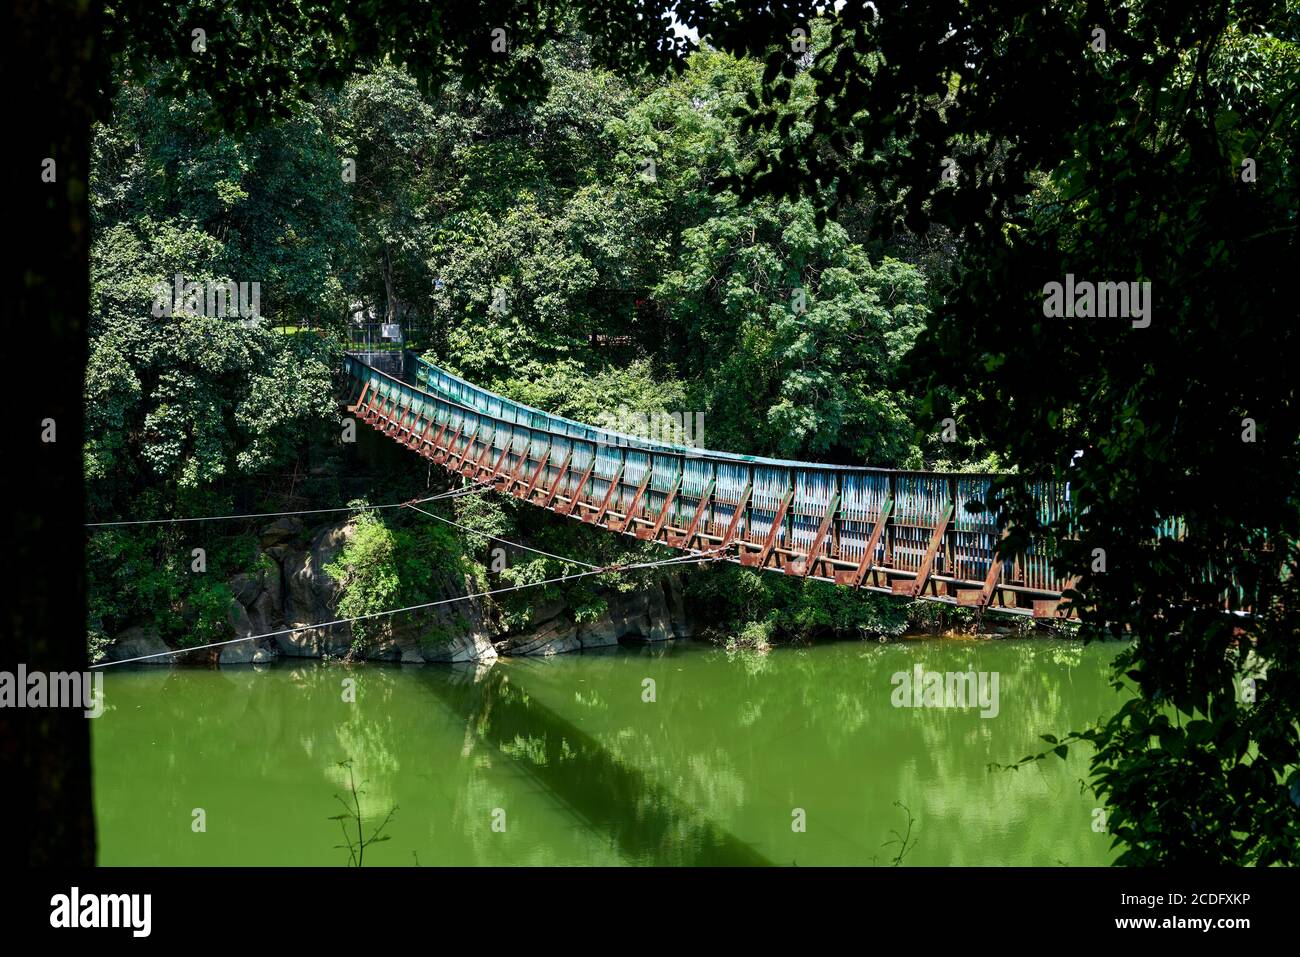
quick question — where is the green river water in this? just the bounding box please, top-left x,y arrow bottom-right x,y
93,636 -> 1126,866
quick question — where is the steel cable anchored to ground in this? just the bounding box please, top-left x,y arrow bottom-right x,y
90,551 -> 723,668
84,479 -> 494,528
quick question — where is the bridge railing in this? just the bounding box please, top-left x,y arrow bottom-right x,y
344,352 -> 1077,614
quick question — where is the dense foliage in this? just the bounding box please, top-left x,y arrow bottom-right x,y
79,1 -> 1298,867
702,1 -> 1300,864
88,24 -> 945,654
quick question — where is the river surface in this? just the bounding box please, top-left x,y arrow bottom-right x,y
93,636 -> 1126,866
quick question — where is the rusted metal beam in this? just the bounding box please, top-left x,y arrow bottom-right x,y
382,396 -> 403,434
795,493 -> 841,578
497,444 -> 530,491
558,459 -> 597,516
741,489 -> 793,570
415,419 -> 437,456
520,444 -> 555,500
449,428 -> 479,471
433,424 -> 461,465
395,401 -> 416,440
904,503 -> 954,598
464,432 -> 495,476
423,421 -> 448,460
714,484 -> 752,556
641,472 -> 683,541
538,450 -> 573,508
668,479 -> 715,549
347,381 -> 370,415
587,465 -> 625,526
1033,577 -> 1079,618
608,467 -> 653,534
958,530 -> 1009,608
835,498 -> 893,589
403,413 -> 426,450
478,438 -> 508,480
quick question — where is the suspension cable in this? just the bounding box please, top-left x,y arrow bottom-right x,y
84,479 -> 493,528
90,551 -> 723,669
402,501 -> 601,569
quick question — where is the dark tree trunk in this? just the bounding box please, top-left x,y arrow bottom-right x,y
1,0 -> 103,866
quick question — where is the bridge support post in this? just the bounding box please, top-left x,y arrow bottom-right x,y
520,444 -> 555,500
835,498 -> 893,589
609,467 -> 653,534
900,503 -> 954,598
740,489 -> 793,570
538,450 -> 573,508
587,465 -> 625,526
792,493 -> 840,578
668,478 -> 715,549
641,472 -> 683,541
714,484 -> 752,557
557,458 -> 596,516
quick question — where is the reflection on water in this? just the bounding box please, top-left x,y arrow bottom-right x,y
93,637 -> 1125,866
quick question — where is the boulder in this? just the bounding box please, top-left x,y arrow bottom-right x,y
259,516 -> 304,548
101,626 -> 173,666
502,616 -> 581,656
275,623 -> 353,659
229,568 -> 266,606
423,630 -> 499,663
220,599 -> 278,665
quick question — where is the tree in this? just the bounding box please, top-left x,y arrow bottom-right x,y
704,1 -> 1300,863
6,0 -> 699,867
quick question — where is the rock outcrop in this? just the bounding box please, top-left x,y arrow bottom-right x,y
215,516 -> 500,665
113,516 -> 693,666
496,573 -> 692,657
99,625 -> 174,665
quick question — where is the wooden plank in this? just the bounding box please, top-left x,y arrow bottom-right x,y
835,498 -> 893,589
907,503 -> 954,598
796,493 -> 840,578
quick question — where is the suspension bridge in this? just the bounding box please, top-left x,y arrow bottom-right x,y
345,351 -> 1075,618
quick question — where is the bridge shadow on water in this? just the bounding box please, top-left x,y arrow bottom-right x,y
416,659 -> 773,867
